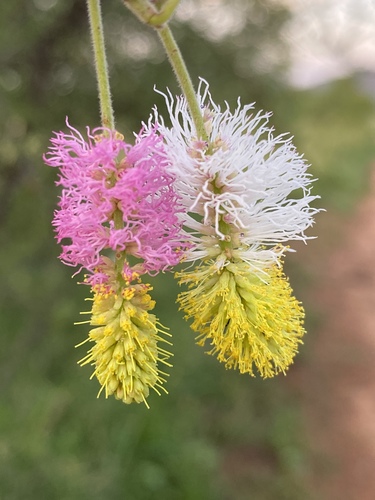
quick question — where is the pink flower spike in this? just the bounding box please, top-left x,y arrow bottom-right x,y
44,120 -> 188,282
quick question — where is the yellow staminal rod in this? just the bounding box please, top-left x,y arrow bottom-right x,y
77,282 -> 172,407
177,259 -> 305,378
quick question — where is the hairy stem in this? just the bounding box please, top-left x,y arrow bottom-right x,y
157,24 -> 207,140
87,0 -> 115,129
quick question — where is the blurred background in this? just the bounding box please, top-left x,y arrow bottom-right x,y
1,0 -> 375,498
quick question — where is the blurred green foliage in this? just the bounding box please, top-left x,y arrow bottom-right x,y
276,79 -> 375,212
1,0 -> 374,499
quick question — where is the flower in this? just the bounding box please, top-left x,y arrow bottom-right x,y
44,120 -> 188,405
44,121 -> 187,282
148,80 -> 319,376
77,270 -> 172,407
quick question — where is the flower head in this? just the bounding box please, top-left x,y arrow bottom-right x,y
148,80 -> 319,377
44,120 -> 189,405
44,121 -> 187,282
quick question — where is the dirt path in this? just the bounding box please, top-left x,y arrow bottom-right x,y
295,172 -> 375,499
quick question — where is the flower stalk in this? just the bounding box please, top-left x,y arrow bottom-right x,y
156,25 -> 208,141
87,0 -> 115,129
122,0 -> 207,140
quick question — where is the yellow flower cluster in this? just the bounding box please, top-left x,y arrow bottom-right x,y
177,260 -> 305,378
78,282 -> 172,407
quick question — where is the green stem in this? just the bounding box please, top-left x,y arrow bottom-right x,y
123,0 -> 180,26
87,0 -> 115,129
156,24 -> 207,141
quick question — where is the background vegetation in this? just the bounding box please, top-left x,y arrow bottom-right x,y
1,1 -> 374,499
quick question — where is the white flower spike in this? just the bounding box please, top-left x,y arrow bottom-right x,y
148,80 -> 320,378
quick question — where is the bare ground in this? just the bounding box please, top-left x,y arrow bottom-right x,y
294,171 -> 375,499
